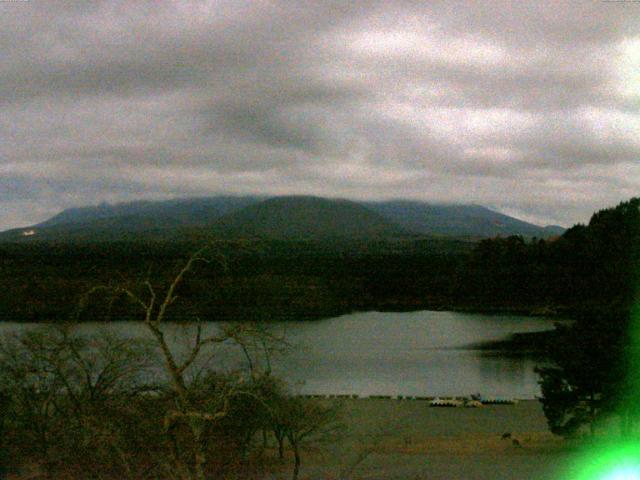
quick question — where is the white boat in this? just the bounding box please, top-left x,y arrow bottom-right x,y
429,397 -> 463,407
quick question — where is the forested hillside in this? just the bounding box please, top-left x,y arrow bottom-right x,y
0,238 -> 471,322
458,197 -> 640,315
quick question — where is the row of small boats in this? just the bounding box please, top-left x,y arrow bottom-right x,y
296,394 -> 519,406
430,396 -> 518,407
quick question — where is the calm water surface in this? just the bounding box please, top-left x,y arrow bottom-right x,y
0,311 -> 555,398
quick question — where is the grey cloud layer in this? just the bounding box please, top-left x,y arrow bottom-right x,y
1,0 -> 639,229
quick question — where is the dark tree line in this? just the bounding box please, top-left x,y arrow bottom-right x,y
0,238 -> 470,323
458,197 -> 640,315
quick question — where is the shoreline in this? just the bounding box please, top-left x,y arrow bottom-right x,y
296,394 -> 533,402
277,397 -> 575,480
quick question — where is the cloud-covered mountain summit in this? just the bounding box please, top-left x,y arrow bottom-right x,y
0,195 -> 564,242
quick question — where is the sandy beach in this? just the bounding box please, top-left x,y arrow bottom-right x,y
268,398 -> 579,480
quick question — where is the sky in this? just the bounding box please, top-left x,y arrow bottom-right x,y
1,0 -> 640,230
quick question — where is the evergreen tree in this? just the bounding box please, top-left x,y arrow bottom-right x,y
536,198 -> 640,437
536,313 -> 628,437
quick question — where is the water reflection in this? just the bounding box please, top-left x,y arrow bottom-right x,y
0,310 -> 554,398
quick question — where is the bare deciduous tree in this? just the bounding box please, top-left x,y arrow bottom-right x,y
272,396 -> 343,480
0,325 -> 152,479
80,246 -> 264,480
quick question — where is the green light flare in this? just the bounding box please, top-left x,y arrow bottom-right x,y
563,287 -> 640,479
563,440 -> 640,480
602,467 -> 640,480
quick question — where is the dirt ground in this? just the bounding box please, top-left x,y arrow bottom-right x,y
7,399 -> 585,480
268,399 -> 581,480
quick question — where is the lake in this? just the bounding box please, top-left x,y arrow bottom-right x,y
0,310 -> 555,399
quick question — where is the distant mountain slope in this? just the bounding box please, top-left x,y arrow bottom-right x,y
39,196 -> 262,228
0,196 -> 263,242
210,196 -> 406,239
0,195 -> 564,242
365,201 -> 564,238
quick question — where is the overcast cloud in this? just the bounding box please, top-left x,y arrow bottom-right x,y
1,0 -> 639,229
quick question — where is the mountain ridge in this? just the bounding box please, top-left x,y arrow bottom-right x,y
0,195 -> 565,242
363,200 -> 565,238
